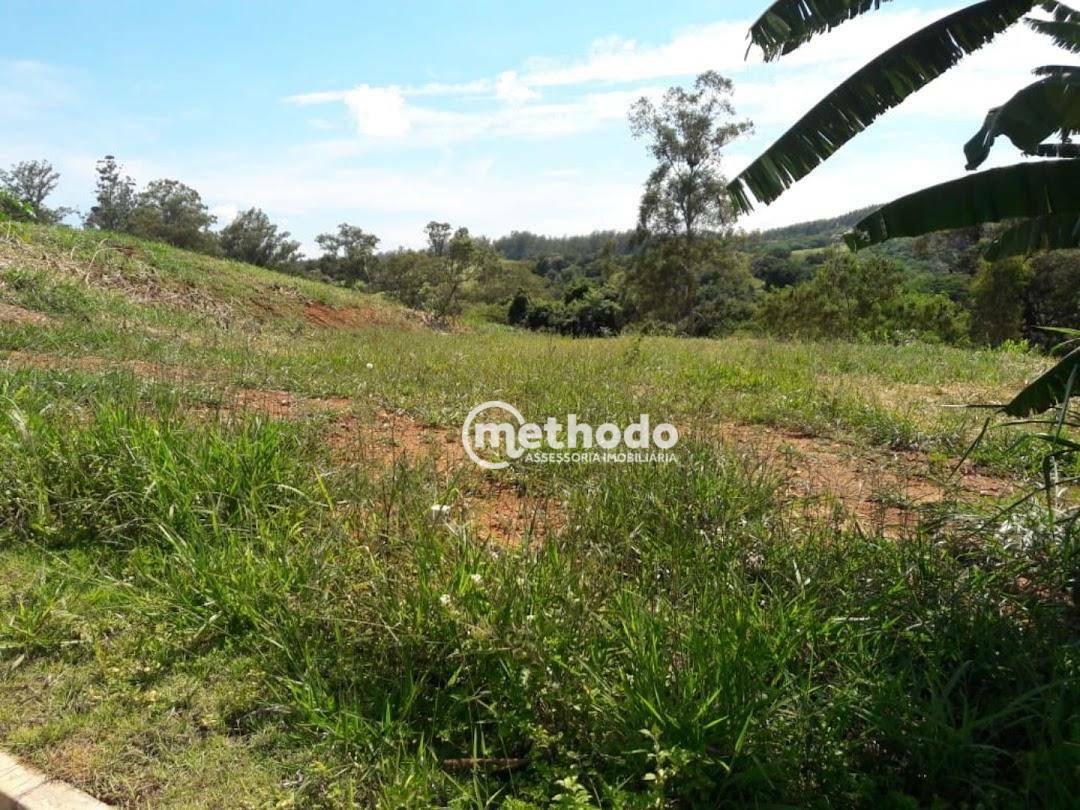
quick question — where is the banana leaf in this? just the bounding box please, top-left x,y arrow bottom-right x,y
749,0 -> 893,61
1028,1 -> 1080,51
964,70 -> 1080,169
1028,19 -> 1080,50
846,159 -> 1080,249
983,210 -> 1080,258
1003,344 -> 1080,416
729,0 -> 1034,214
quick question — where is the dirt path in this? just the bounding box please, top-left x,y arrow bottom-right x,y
2,348 -> 1015,543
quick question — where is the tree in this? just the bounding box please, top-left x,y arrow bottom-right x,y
729,0 -> 1080,257
85,156 -> 136,232
315,223 -> 379,284
0,160 -> 70,224
629,72 -> 752,241
424,221 -> 452,256
758,252 -> 968,343
220,208 -> 302,270
1025,250 -> 1080,345
970,258 -> 1034,345
627,72 -> 752,331
128,179 -> 216,252
751,249 -> 810,290
423,226 -> 476,321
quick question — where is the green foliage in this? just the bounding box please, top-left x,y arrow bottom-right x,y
985,211 -> 1080,259
1026,0 -> 1080,52
219,207 -> 301,271
0,190 -> 36,223
627,237 -> 759,336
749,0 -> 893,61
758,252 -> 969,342
3,382 -> 1079,805
1025,250 -> 1080,345
84,155 -> 136,232
964,68 -> 1080,169
128,179 -> 217,252
0,159 -> 70,224
848,160 -> 1080,251
970,258 -> 1035,346
750,248 -> 810,289
492,230 -> 636,261
508,282 -> 626,336
314,223 -> 379,285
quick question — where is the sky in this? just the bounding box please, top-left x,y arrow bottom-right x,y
0,1 -> 1067,253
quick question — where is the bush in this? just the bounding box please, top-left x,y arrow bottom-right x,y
508,284 -> 626,337
758,251 -> 968,343
0,190 -> 35,223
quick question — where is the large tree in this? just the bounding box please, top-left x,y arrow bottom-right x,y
0,160 -> 70,224
220,208 -> 302,270
128,179 -> 216,252
628,72 -> 753,331
85,155 -> 136,232
315,223 -> 379,284
629,71 -> 752,241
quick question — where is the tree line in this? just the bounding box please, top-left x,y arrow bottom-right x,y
2,60 -> 1075,346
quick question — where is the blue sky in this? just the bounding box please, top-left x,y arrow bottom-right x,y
0,1 -> 1066,252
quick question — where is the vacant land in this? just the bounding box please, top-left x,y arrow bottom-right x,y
0,223 -> 1075,807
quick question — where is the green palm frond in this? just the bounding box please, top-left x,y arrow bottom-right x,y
845,159 -> 1080,249
1003,344 -> 1080,416
964,69 -> 1080,168
729,0 -> 1034,214
749,0 -> 893,61
1027,1 -> 1080,50
984,210 -> 1080,259
1028,19 -> 1080,49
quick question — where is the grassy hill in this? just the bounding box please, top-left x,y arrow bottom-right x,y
1,224 -> 1074,807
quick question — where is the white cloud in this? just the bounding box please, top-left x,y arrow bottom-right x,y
495,70 -> 540,104
288,84 -> 412,137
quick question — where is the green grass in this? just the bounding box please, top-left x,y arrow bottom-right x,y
0,224 -> 1077,807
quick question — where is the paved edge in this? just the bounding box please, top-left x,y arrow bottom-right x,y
0,753 -> 110,809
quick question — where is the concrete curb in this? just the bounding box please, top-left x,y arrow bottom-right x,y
0,753 -> 109,809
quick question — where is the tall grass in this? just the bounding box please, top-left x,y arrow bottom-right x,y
1,379 -> 1077,807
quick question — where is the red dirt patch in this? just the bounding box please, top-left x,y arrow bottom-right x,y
463,480 -> 563,547
715,423 -> 1012,536
326,409 -> 465,470
303,301 -> 418,332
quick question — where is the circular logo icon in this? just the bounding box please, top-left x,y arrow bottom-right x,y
461,400 -> 526,470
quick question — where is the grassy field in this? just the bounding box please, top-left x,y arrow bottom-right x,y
0,223 -> 1077,808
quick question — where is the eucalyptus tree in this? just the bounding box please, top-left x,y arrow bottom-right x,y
631,71 -> 752,241
628,71 -> 753,331
728,0 -> 1080,259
